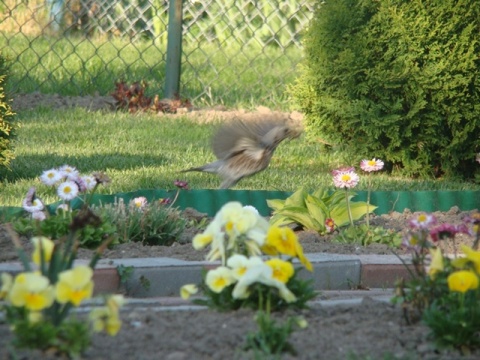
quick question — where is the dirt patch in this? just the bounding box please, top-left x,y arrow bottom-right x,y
11,92 -> 304,126
0,207 -> 477,263
1,297 -> 477,360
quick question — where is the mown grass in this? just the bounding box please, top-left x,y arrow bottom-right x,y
0,107 -> 478,207
1,34 -> 302,110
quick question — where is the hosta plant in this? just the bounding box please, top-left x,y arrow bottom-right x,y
268,158 -> 401,248
392,211 -> 480,353
267,187 -> 375,234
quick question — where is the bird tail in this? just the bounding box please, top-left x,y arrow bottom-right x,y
180,166 -> 202,173
181,161 -> 222,174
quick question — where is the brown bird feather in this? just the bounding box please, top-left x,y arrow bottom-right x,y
182,114 -> 302,188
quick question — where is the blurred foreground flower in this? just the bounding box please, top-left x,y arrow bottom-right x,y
2,165 -> 123,358
394,212 -> 480,352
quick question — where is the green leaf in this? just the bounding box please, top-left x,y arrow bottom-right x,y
284,188 -> 308,207
304,194 -> 328,229
331,202 -> 377,227
269,214 -> 296,227
266,199 -> 287,212
270,206 -> 322,231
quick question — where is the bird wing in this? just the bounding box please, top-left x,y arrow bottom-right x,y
212,118 -> 286,160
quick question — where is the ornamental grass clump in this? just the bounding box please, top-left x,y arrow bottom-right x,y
393,212 -> 480,353
180,201 -> 314,356
96,195 -> 186,246
1,201 -> 124,357
93,179 -> 187,246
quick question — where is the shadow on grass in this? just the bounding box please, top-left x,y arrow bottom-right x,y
0,152 -> 170,182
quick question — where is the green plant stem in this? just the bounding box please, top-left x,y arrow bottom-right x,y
266,291 -> 271,315
345,188 -> 354,227
168,189 -> 180,209
366,174 -> 371,228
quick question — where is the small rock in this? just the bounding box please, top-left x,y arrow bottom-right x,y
166,351 -> 188,360
176,107 -> 190,114
447,206 -> 460,215
256,105 -> 271,113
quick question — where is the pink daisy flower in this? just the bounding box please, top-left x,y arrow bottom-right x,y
174,179 -> 189,190
409,212 -> 437,229
360,158 -> 384,172
131,197 -> 148,210
81,175 -> 97,191
429,223 -> 460,242
332,168 -> 359,189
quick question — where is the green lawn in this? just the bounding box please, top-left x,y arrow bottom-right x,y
1,107 -> 478,208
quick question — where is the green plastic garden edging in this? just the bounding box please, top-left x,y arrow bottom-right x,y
1,189 -> 479,220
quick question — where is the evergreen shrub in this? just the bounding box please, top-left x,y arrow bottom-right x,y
290,0 -> 480,179
0,54 -> 16,168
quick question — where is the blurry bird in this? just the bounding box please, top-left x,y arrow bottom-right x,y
182,115 -> 303,188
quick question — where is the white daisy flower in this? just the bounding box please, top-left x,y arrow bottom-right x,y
22,187 -> 45,213
57,181 -> 79,201
23,198 -> 44,213
31,211 -> 46,221
40,168 -> 62,186
332,169 -> 360,189
59,165 -> 79,179
82,175 -> 97,191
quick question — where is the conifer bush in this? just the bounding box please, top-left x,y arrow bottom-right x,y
290,0 -> 480,179
0,54 -> 16,168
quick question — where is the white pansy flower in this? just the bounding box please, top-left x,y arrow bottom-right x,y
232,262 -> 296,303
205,266 -> 236,293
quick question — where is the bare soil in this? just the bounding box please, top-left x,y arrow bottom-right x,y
1,207 -> 477,263
1,207 -> 478,360
1,93 -> 479,359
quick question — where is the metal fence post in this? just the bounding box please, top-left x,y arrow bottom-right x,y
164,0 -> 183,99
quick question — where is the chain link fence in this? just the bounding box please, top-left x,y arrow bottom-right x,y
0,0 -> 314,107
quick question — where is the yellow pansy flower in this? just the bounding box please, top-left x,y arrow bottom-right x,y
9,272 -> 54,311
55,266 -> 94,306
89,307 -> 122,336
265,258 -> 295,284
452,245 -> 480,274
263,227 -> 313,271
31,236 -> 55,265
192,233 -> 214,250
447,270 -> 479,293
428,248 -> 444,279
0,272 -> 13,300
180,284 -> 198,300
